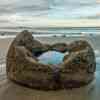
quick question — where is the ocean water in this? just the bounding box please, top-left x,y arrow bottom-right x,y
0,27 -> 100,36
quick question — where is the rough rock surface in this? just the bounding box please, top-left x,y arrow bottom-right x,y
6,30 -> 96,90
51,43 -> 68,53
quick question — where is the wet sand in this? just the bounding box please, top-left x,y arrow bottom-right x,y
0,35 -> 100,100
0,78 -> 96,100
0,38 -> 13,59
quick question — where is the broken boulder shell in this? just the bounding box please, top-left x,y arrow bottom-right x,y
6,30 -> 96,90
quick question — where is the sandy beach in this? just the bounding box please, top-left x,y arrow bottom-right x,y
0,38 -> 13,59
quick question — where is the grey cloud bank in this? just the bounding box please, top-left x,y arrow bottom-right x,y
0,0 -> 100,19
0,0 -> 100,29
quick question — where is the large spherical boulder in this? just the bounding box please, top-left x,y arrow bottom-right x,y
6,30 -> 96,90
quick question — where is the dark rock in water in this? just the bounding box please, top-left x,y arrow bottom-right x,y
6,30 -> 96,90
1,32 -> 5,36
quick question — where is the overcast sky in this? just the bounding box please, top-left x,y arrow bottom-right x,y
0,0 -> 100,18
0,0 -> 100,27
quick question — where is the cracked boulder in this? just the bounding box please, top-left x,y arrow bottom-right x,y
6,30 -> 96,90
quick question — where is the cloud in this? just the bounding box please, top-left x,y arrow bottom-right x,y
0,0 -> 17,5
96,0 -> 100,3
0,0 -> 100,19
0,0 -> 49,15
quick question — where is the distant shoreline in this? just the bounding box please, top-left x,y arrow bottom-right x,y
0,34 -> 86,39
0,26 -> 100,36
